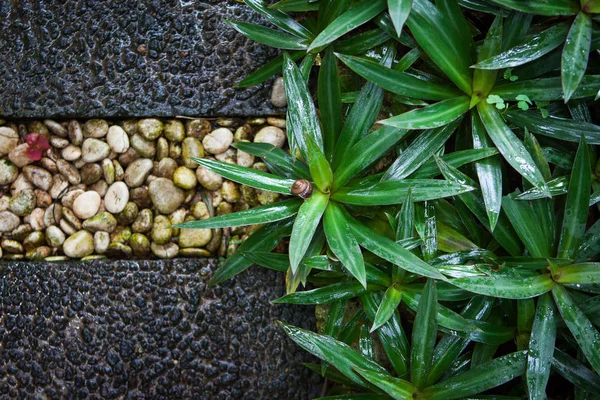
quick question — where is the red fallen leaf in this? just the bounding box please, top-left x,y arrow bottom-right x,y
24,133 -> 51,161
26,146 -> 43,161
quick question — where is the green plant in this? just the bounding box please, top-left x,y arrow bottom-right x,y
179,0 -> 600,398
175,45 -> 481,288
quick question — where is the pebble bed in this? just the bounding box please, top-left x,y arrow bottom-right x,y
0,112 -> 289,261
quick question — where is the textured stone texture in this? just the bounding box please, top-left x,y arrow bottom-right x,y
0,1 -> 283,118
0,259 -> 321,399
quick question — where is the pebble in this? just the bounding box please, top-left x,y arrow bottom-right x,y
56,160 -> 82,185
10,190 -> 36,216
179,223 -> 212,248
131,209 -> 153,233
186,119 -> 211,139
9,144 -> 34,168
173,166 -> 197,190
63,230 -> 94,258
72,191 -> 101,219
182,137 -> 204,168
124,158 -> 153,188
164,120 -> 185,142
82,138 -> 111,163
203,128 -> 233,155
23,165 -> 52,191
94,231 -> 110,254
151,215 -> 172,244
271,77 -> 287,107
106,125 -> 130,153
130,134 -> 156,158
196,164 -> 223,191
254,126 -> 286,148
137,119 -> 163,140
0,159 -> 18,185
0,127 -> 20,155
267,117 -> 286,129
157,158 -> 178,179
61,145 -> 82,161
0,211 -> 20,232
105,182 -> 130,214
149,178 -> 185,214
130,233 -> 150,257
68,120 -> 84,145
83,119 -> 109,138
83,212 -> 118,233
151,242 -> 178,259
44,119 -> 67,137
50,136 -> 69,149
81,163 -> 103,185
45,226 -> 66,247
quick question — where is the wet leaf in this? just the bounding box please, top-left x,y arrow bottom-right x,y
562,12 -> 593,102
526,293 -> 557,400
289,191 -> 329,272
380,96 -> 470,130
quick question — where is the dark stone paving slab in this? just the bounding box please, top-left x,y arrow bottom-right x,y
0,1 -> 283,118
0,259 -> 321,399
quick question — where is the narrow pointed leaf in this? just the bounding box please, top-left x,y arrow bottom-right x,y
486,0 -> 579,15
345,214 -> 445,280
384,120 -> 460,180
411,279 -> 437,389
274,281 -> 374,304
502,11 -> 532,51
333,126 -> 408,191
354,367 -> 418,399
210,219 -> 294,284
555,263 -> 600,284
333,29 -> 391,55
437,0 -> 476,62
226,20 -> 308,50
232,141 -> 310,179
236,51 -> 304,87
308,0 -> 387,51
473,22 -> 570,69
173,198 -> 302,229
388,0 -> 412,37
552,348 -> 600,392
558,137 -> 591,260
317,0 -> 351,31
505,110 -> 600,144
332,179 -> 475,206
319,48 -> 343,159
324,203 -> 366,287
240,251 -> 289,272
332,46 -> 395,169
244,0 -> 314,39
428,297 -> 493,385
306,137 -> 333,192
397,189 -> 414,240
562,13 -> 593,102
552,285 -> 600,374
502,194 -> 554,258
289,191 -> 329,272
449,272 -> 555,299
362,293 -> 410,377
477,102 -> 548,192
423,351 -> 528,400
412,148 -> 499,179
193,157 -> 295,194
492,76 -> 600,102
471,112 -> 502,230
577,220 -> 600,262
371,285 -> 402,332
407,0 -> 473,94
473,16 -> 503,98
337,54 -> 462,100
270,0 -> 321,11
380,96 -> 470,130
278,321 -> 388,387
526,293 -> 557,400
283,52 -> 324,161
516,176 -> 568,200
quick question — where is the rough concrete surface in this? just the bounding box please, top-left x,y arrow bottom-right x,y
0,259 -> 322,399
0,0 -> 284,118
